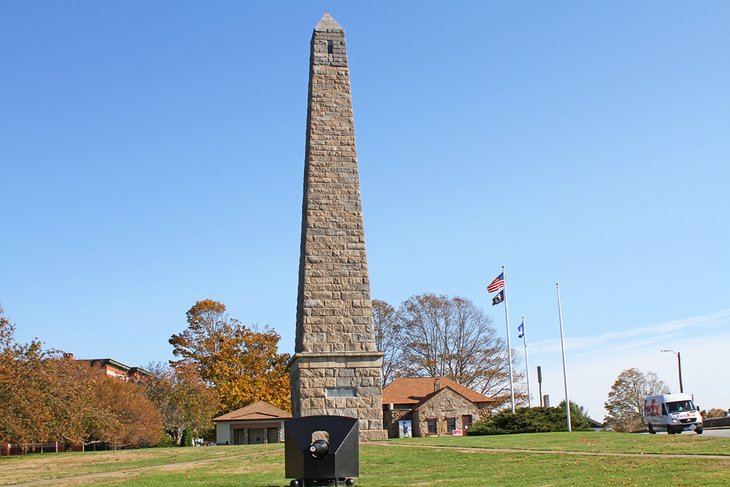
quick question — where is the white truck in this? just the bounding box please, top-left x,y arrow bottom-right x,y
644,393 -> 703,434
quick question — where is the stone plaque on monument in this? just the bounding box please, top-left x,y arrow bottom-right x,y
289,13 -> 387,441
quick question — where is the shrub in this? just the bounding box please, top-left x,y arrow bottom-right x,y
181,428 -> 193,447
702,408 -> 727,419
157,434 -> 175,448
470,404 -> 591,435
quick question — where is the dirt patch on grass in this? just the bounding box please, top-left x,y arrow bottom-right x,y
2,446 -> 287,485
7,452 -> 252,486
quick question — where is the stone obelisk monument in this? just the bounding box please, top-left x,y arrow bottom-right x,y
289,13 -> 387,441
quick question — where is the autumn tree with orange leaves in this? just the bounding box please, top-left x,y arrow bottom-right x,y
0,304 -> 162,451
0,305 -> 48,451
169,299 -> 290,413
145,362 -> 219,445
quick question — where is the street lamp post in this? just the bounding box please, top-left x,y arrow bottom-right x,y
660,349 -> 683,393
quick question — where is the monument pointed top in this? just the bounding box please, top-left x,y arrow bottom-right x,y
314,12 -> 344,32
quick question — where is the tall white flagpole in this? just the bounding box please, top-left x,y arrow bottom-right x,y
503,265 -> 515,414
522,316 -> 531,408
556,283 -> 572,432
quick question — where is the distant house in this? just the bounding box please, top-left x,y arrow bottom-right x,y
383,377 -> 494,438
213,401 -> 292,445
76,358 -> 151,382
588,417 -> 604,431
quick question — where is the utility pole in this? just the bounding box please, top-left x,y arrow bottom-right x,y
556,283 -> 572,432
660,350 -> 683,393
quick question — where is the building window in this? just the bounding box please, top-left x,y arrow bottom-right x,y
446,417 -> 457,433
427,417 -> 437,434
327,40 -> 334,54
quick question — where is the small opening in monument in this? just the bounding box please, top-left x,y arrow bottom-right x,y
327,40 -> 334,54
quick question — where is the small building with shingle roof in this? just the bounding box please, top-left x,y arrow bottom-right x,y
382,377 -> 494,438
213,401 -> 291,445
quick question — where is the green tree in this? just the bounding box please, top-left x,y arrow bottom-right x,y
181,428 -> 193,447
604,368 -> 669,432
169,299 -> 291,413
558,400 -> 593,431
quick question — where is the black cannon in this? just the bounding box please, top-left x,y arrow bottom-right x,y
285,415 -> 359,487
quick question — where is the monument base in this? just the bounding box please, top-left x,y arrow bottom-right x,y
358,429 -> 388,441
289,351 -> 387,441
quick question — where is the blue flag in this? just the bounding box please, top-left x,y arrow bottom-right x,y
518,320 -> 525,339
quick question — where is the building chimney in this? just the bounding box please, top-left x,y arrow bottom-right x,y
434,379 -> 441,392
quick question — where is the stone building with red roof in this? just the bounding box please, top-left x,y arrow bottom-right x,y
382,377 -> 494,438
213,401 -> 292,445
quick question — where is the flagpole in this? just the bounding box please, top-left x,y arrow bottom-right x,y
556,283 -> 572,432
522,316 -> 531,408
503,265 -> 515,414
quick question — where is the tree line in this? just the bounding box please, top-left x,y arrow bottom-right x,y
0,300 -> 290,453
2,292 -> 528,451
0,305 -> 161,452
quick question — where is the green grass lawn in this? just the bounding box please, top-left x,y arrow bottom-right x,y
1,433 -> 729,486
390,431 -> 730,456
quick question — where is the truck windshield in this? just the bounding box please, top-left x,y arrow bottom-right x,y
666,400 -> 695,413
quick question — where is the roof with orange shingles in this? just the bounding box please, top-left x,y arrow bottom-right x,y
382,377 -> 494,406
212,401 -> 292,422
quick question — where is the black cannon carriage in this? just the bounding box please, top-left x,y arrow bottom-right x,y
285,416 -> 359,487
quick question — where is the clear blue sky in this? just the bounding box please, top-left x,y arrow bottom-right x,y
2,1 -> 729,418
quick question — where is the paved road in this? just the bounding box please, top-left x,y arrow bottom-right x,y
699,428 -> 730,437
645,428 -> 730,437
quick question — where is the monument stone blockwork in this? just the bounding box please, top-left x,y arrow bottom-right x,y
289,13 -> 387,441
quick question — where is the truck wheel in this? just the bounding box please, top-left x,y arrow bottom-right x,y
667,426 -> 675,434
695,427 -> 703,435
648,424 -> 656,434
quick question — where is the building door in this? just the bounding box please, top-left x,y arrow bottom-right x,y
462,415 -> 473,433
267,427 -> 279,444
248,428 -> 266,444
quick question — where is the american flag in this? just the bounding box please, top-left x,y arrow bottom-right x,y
487,272 -> 505,293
